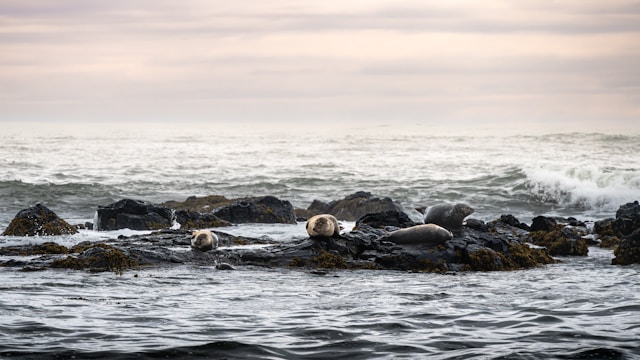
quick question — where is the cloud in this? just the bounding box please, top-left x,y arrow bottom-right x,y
0,1 -> 639,129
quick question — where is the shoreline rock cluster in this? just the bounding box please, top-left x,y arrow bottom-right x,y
1,193 -> 639,273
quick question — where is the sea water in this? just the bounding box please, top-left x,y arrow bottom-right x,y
0,121 -> 639,359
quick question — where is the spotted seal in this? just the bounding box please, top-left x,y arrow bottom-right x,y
423,203 -> 474,230
380,223 -> 453,246
191,230 -> 218,251
306,214 -> 341,238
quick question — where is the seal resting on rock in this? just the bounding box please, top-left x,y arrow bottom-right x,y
306,214 -> 341,238
380,224 -> 453,246
191,230 -> 218,251
424,203 -> 474,230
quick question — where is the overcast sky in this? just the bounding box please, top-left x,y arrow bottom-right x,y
1,1 -> 639,131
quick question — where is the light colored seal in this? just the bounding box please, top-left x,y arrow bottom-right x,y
423,203 -> 474,230
306,214 -> 341,238
191,230 -> 218,251
381,224 -> 453,246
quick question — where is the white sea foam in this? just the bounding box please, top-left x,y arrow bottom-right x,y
523,164 -> 640,216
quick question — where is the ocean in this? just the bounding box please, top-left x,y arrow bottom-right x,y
1,121 -> 639,359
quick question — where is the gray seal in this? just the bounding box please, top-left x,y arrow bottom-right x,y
381,224 -> 453,246
424,203 -> 474,230
191,230 -> 218,251
306,214 -> 341,238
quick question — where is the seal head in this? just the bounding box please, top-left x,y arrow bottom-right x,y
306,214 -> 341,238
424,203 -> 474,230
191,230 -> 218,251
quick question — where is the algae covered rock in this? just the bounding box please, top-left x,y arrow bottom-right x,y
2,204 -> 78,236
527,216 -> 588,256
95,199 -> 174,231
51,243 -> 139,273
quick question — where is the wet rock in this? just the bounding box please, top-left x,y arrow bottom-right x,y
296,191 -> 404,221
612,229 -> 640,265
2,204 -> 78,236
95,199 -> 174,231
174,210 -> 231,230
212,196 -> 296,224
595,201 -> 640,241
355,210 -> 418,229
527,216 -> 588,256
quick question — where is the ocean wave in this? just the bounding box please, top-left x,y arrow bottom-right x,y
521,165 -> 640,216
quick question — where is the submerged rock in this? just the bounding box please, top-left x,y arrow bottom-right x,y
296,191 -> 404,221
2,204 -> 78,236
95,199 -> 174,231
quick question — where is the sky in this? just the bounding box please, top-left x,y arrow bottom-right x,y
1,0 -> 640,131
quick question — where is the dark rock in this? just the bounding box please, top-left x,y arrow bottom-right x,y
530,216 -> 558,232
491,214 -> 530,231
355,210 -> 418,229
95,199 -> 174,231
2,204 -> 78,236
297,191 -> 404,221
174,210 -> 231,229
612,228 -> 640,265
464,219 -> 489,232
212,196 -> 296,224
595,201 -> 640,238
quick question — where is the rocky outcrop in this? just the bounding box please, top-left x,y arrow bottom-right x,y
527,216 -> 588,256
95,199 -> 174,231
296,191 -> 404,221
2,204 -> 78,236
612,229 -> 640,265
0,213 -> 556,273
212,196 -> 296,224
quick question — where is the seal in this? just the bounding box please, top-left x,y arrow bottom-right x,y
306,214 -> 341,238
191,230 -> 218,251
423,203 -> 474,230
380,223 -> 453,246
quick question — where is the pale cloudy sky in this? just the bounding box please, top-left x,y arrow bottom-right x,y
1,0 -> 640,130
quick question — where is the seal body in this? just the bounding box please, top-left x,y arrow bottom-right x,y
382,224 -> 453,246
306,214 -> 341,238
424,203 -> 474,230
380,224 -> 453,245
191,230 -> 218,251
